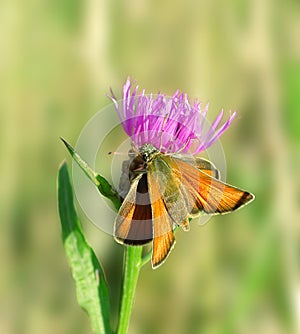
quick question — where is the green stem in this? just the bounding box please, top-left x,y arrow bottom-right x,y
117,246 -> 143,334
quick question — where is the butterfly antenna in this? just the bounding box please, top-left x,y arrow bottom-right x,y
159,131 -> 165,152
130,142 -> 140,155
159,115 -> 168,152
108,151 -> 128,156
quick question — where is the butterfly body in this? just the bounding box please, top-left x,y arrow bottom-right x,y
114,144 -> 254,268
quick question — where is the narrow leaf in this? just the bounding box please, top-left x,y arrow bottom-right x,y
58,162 -> 111,334
60,137 -> 121,210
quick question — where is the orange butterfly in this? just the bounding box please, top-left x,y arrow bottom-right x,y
114,143 -> 254,269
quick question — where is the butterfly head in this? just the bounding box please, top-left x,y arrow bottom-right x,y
127,143 -> 160,181
139,143 -> 160,163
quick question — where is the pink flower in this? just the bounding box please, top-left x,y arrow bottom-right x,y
110,77 -> 236,154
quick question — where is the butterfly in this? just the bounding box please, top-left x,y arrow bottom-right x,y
114,143 -> 254,269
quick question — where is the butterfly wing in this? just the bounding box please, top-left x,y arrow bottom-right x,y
114,173 -> 153,245
173,157 -> 254,215
149,156 -> 194,230
146,166 -> 176,268
194,157 -> 220,179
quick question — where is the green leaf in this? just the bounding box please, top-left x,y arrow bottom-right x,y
60,137 -> 121,211
58,162 -> 111,334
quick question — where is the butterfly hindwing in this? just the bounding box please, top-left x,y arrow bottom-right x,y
194,157 -> 220,179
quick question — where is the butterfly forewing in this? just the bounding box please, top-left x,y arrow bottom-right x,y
149,156 -> 192,230
147,166 -> 176,268
173,158 -> 254,215
114,173 -> 153,245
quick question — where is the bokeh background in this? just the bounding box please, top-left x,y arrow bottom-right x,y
1,0 -> 300,333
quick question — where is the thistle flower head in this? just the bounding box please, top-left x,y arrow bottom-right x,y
110,77 -> 236,155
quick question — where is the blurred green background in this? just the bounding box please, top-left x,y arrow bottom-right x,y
1,0 -> 300,333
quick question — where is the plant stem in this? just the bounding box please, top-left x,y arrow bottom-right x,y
116,245 -> 143,334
